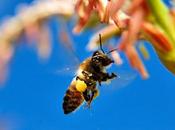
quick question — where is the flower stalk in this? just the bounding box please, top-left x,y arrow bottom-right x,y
147,0 -> 175,47
0,0 -> 175,83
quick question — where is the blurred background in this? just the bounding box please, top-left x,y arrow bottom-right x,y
0,0 -> 175,130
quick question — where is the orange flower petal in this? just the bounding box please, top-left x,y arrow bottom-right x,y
125,46 -> 149,79
127,7 -> 145,45
73,0 -> 96,34
142,22 -> 173,52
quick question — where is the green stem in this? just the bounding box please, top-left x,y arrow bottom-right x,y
147,0 -> 175,47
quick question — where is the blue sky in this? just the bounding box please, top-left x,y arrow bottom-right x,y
0,0 -> 175,130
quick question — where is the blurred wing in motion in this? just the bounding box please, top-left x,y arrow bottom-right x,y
52,21 -> 80,76
103,65 -> 137,91
54,66 -> 79,76
113,69 -> 137,89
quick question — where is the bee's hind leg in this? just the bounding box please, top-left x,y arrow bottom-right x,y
98,81 -> 102,86
83,89 -> 99,109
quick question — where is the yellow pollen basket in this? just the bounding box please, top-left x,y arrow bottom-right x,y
76,80 -> 87,92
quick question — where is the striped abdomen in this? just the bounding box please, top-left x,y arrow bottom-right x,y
63,80 -> 84,114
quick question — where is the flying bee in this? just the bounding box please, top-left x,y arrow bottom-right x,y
62,34 -> 119,114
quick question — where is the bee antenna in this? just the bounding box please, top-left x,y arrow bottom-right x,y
99,34 -> 105,54
107,48 -> 118,54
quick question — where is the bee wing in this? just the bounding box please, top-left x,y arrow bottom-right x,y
52,48 -> 80,76
63,80 -> 84,114
112,69 -> 137,88
54,66 -> 79,76
104,65 -> 137,91
51,45 -> 80,76
53,25 -> 80,76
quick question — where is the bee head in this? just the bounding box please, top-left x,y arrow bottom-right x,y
92,50 -> 114,67
91,34 -> 118,67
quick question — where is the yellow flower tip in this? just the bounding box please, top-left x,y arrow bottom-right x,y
138,43 -> 150,60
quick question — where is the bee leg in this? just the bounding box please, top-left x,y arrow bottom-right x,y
99,72 -> 117,82
83,89 -> 92,109
83,89 -> 91,102
83,90 -> 93,108
84,88 -> 99,109
82,71 -> 89,76
93,88 -> 99,99
109,72 -> 117,79
87,88 -> 99,106
86,97 -> 94,109
76,76 -> 89,83
88,93 -> 94,105
98,81 -> 102,86
76,76 -> 82,81
105,72 -> 117,80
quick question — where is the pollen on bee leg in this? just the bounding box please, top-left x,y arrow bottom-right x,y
93,89 -> 99,99
76,79 -> 87,92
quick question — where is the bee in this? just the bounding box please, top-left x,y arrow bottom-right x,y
62,34 -> 118,114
